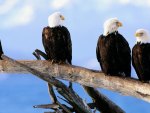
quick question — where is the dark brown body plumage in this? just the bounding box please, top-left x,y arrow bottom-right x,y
42,26 -> 72,64
96,31 -> 131,77
132,42 -> 150,81
0,40 -> 3,60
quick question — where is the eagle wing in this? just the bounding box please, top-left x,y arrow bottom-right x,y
132,44 -> 143,80
96,35 -> 102,63
96,35 -> 106,71
116,33 -> 131,77
42,27 -> 52,59
0,40 -> 3,60
61,26 -> 72,64
133,44 -> 150,81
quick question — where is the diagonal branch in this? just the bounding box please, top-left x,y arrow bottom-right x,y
2,55 -> 92,113
34,103 -> 95,110
47,83 -> 57,103
33,49 -> 74,113
83,86 -> 125,113
35,49 -> 48,60
1,55 -> 150,103
33,50 -> 57,104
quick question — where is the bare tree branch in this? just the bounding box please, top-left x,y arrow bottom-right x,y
33,103 -> 97,112
33,48 -> 125,112
56,101 -> 72,113
55,109 -> 63,113
1,55 -> 150,103
34,50 -> 58,105
83,86 -> 125,113
33,50 -> 57,104
47,83 -> 57,103
2,55 -> 92,113
33,52 -> 41,60
33,103 -> 59,109
33,49 -> 77,113
57,96 -> 70,104
44,112 -> 55,113
33,50 -> 82,113
35,49 -> 48,60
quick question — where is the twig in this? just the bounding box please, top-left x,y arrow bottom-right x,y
34,103 -> 73,112
56,101 -> 72,113
44,112 -> 55,113
57,96 -> 70,104
35,49 -> 49,60
47,83 -> 57,103
55,109 -> 63,113
33,49 -> 57,103
93,108 -> 97,113
33,103 -> 96,112
33,52 -> 41,60
33,103 -> 59,109
33,49 -> 73,112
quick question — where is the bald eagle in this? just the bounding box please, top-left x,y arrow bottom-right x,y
96,18 -> 131,77
132,29 -> 150,82
0,40 -> 3,60
42,12 -> 72,64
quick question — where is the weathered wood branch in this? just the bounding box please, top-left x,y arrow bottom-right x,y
34,103 -> 95,110
33,51 -> 93,113
47,83 -> 57,103
33,51 -> 58,104
83,86 -> 125,113
34,103 -> 97,113
2,55 -> 92,113
33,48 -> 125,112
34,49 -> 49,60
1,55 -> 150,103
34,103 -> 59,109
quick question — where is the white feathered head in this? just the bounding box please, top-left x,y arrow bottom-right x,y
135,29 -> 150,43
48,12 -> 65,28
103,18 -> 122,36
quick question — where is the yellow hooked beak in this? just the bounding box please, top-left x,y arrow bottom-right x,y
117,21 -> 123,27
135,33 -> 140,37
60,15 -> 65,20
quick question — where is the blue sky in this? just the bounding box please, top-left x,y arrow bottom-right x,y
0,0 -> 150,113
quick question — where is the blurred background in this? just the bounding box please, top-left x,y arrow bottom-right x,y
0,0 -> 150,113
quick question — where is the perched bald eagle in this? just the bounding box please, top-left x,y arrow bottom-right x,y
0,40 -> 3,60
42,12 -> 72,88
96,18 -> 131,77
42,12 -> 72,64
132,29 -> 150,82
